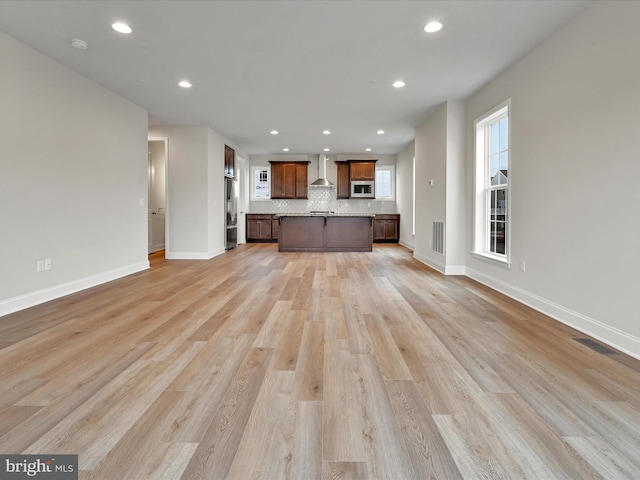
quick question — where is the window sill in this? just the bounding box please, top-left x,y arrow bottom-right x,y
472,251 -> 511,268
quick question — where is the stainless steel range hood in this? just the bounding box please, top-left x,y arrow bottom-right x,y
310,154 -> 334,187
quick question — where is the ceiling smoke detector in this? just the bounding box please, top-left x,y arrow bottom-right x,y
71,39 -> 89,50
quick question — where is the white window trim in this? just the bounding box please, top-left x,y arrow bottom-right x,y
374,164 -> 395,200
251,165 -> 271,201
473,100 -> 511,266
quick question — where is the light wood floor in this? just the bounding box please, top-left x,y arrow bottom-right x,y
1,244 -> 639,479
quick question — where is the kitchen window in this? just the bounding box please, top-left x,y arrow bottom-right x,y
473,101 -> 510,264
251,165 -> 270,200
375,165 -> 395,200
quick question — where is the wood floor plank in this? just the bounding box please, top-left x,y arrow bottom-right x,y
343,304 -> 374,355
23,340 -> 204,469
491,392 -> 604,479
272,309 -> 306,371
293,320 -> 324,401
291,400 -> 323,480
0,405 -> 42,438
179,347 -> 273,480
323,340 -> 368,462
364,313 -> 413,380
81,390 -> 194,480
355,353 -> 417,479
226,370 -> 296,479
385,379 -> 463,479
0,244 -> 639,479
252,300 -> 294,348
322,461 -> 368,480
165,334 -> 257,444
0,341 -> 156,453
564,435 -> 640,480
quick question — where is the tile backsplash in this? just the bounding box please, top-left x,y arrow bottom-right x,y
250,187 -> 397,215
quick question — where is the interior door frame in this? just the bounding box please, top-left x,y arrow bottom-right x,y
148,136 -> 169,256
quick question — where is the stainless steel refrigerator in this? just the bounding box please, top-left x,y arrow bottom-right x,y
225,177 -> 237,250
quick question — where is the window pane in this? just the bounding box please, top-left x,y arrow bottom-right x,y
500,152 -> 508,174
254,168 -> 270,198
476,104 -> 509,260
490,222 -> 497,252
496,221 -> 506,254
497,188 -> 507,215
376,169 -> 392,198
490,154 -> 500,179
490,123 -> 500,154
499,117 -> 508,151
490,190 -> 497,219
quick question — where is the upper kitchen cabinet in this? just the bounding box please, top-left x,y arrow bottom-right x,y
348,160 -> 376,180
224,145 -> 235,178
270,161 -> 310,199
335,161 -> 350,198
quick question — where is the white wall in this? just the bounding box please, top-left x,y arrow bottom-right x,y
445,100 -> 466,274
207,129 -> 227,254
396,142 -> 415,249
464,1 -> 640,357
414,101 -> 466,274
148,125 -> 246,259
414,103 -> 447,270
148,126 -> 210,258
0,31 -> 149,315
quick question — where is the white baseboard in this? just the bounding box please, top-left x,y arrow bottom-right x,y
399,239 -> 414,251
445,265 -> 466,275
166,247 -> 226,260
0,261 -> 150,318
413,251 -> 465,276
413,251 -> 446,274
465,267 -> 640,361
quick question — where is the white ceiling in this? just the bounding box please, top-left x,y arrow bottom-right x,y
0,0 -> 593,155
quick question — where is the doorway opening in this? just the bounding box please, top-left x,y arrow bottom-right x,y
148,137 -> 168,260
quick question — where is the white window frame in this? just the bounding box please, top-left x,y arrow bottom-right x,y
473,100 -> 511,265
375,165 -> 395,200
251,165 -> 271,201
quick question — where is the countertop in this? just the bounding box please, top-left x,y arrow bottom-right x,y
276,212 -> 375,218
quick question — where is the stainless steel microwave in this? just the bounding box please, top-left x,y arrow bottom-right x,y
351,181 -> 375,198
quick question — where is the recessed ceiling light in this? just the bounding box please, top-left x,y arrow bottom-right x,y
270,130 -> 279,135
283,148 -> 289,152
424,21 -> 443,33
365,148 -> 372,152
178,80 -> 192,88
324,148 -> 330,152
377,130 -> 385,135
392,80 -> 405,88
112,22 -> 132,34
70,38 -> 88,50
323,130 -> 331,135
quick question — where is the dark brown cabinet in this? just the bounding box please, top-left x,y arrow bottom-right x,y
224,145 -> 235,178
246,214 -> 275,242
335,161 -> 350,198
348,160 -> 376,180
373,214 -> 400,243
270,161 -> 309,199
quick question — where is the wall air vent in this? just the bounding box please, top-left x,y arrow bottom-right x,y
433,221 -> 444,255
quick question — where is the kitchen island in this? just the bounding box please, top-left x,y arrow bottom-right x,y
278,214 -> 373,252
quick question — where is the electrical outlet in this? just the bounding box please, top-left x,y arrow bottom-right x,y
520,260 -> 526,272
44,258 -> 52,270
37,260 -> 44,272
